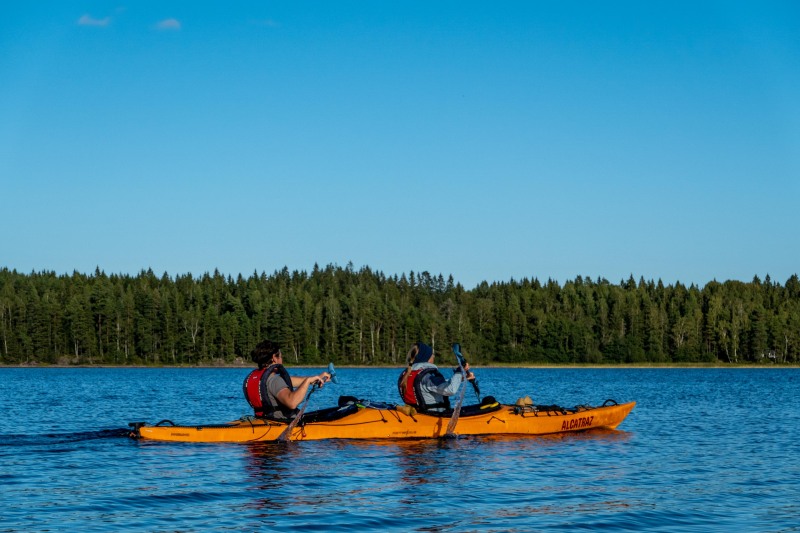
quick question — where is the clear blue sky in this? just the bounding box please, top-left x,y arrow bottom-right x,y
2,2 -> 799,289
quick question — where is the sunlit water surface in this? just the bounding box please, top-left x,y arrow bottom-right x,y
1,367 -> 798,531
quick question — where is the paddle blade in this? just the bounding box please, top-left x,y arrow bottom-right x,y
452,343 -> 467,367
472,378 -> 481,398
327,362 -> 339,384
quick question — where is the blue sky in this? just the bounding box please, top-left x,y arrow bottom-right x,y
2,2 -> 799,289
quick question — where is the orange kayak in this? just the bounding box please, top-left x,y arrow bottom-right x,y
128,399 -> 635,443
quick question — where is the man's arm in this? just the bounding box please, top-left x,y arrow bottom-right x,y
278,372 -> 331,409
425,372 -> 464,397
289,372 -> 330,388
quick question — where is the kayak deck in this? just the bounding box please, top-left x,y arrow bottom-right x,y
129,399 -> 635,443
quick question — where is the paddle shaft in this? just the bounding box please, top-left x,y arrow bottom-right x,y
455,351 -> 481,402
445,345 -> 469,437
277,383 -> 318,442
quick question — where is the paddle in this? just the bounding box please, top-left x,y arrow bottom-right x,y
454,342 -> 481,403
277,362 -> 338,442
444,343 -> 472,437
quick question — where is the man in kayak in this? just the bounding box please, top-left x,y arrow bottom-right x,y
243,340 -> 331,419
397,341 -> 475,413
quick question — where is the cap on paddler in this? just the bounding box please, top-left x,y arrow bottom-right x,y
413,342 -> 433,364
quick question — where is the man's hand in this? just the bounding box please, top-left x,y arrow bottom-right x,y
312,372 -> 331,387
453,362 -> 474,381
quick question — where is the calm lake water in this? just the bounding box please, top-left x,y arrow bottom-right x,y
1,367 -> 799,532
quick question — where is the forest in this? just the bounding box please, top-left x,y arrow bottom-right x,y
1,264 -> 799,366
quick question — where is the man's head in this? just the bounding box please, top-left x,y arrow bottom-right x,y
412,342 -> 434,364
251,340 -> 283,368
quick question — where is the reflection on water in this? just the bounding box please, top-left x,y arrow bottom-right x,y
395,440 -> 445,491
242,443 -> 299,513
234,429 -> 641,530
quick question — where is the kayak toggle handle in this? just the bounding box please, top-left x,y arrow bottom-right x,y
127,421 -> 146,439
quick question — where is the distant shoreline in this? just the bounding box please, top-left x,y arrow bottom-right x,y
2,363 -> 798,369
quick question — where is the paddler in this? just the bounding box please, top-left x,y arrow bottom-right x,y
243,340 -> 330,419
397,341 -> 475,413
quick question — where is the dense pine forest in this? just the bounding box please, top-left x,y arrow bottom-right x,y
1,265 -> 799,366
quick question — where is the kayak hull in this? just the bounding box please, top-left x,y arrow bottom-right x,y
131,401 -> 635,443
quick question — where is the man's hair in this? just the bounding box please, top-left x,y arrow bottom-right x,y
251,340 -> 281,368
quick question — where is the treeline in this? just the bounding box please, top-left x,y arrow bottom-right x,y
1,265 -> 799,366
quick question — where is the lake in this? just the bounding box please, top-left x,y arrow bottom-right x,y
1,367 -> 798,531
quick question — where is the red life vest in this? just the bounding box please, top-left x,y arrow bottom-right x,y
242,364 -> 293,418
397,367 -> 450,411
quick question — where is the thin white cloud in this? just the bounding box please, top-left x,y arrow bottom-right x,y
155,18 -> 181,30
77,14 -> 111,27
